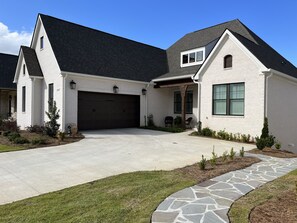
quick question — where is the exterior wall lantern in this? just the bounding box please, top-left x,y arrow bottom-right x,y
142,88 -> 147,95
113,85 -> 119,94
70,80 -> 76,89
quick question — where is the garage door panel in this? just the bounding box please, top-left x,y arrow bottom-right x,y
78,91 -> 140,130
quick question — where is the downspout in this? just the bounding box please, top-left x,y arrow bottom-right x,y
31,78 -> 35,125
192,77 -> 201,129
263,71 -> 273,118
144,81 -> 153,127
61,73 -> 68,132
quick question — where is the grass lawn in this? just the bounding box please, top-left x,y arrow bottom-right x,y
0,157 -> 259,223
229,169 -> 297,223
0,144 -> 24,152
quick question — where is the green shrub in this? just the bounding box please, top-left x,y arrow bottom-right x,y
211,130 -> 217,138
222,151 -> 228,162
265,135 -> 275,148
239,147 -> 245,157
13,137 -> 29,144
7,132 -> 21,142
26,125 -> 45,134
3,131 -> 11,136
241,134 -> 250,143
261,117 -> 269,139
275,141 -> 281,150
210,148 -> 218,167
45,100 -> 60,137
0,120 -> 19,132
201,127 -> 213,137
31,137 -> 47,145
256,137 -> 266,150
199,155 -> 207,170
229,147 -> 236,160
174,116 -> 182,126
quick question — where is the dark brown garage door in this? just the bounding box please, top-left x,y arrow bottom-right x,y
78,91 -> 140,130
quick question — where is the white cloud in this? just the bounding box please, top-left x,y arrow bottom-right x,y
0,22 -> 32,55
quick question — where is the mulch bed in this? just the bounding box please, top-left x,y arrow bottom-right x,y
176,156 -> 261,183
248,147 -> 297,158
250,190 -> 297,223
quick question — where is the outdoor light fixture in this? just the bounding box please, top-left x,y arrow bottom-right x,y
70,80 -> 76,89
113,85 -> 119,93
142,88 -> 147,95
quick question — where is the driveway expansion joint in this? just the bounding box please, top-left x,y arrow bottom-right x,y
151,153 -> 297,223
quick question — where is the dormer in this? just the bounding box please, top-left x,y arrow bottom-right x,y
180,47 -> 205,68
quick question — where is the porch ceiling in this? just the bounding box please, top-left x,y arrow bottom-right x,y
154,77 -> 194,88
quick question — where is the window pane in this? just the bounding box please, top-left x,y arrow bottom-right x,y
196,51 -> 203,61
182,54 -> 188,64
186,91 -> 193,113
214,85 -> 227,99
189,53 -> 195,63
230,100 -> 244,115
174,92 -> 181,113
40,36 -> 44,49
22,86 -> 26,112
230,84 -> 244,99
214,100 -> 226,115
224,55 -> 232,68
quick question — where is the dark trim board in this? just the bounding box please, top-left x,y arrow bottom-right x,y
77,91 -> 140,130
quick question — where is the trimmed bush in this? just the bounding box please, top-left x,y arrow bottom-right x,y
31,138 -> 47,145
275,142 -> 281,150
26,125 -> 45,134
256,137 -> 266,150
261,117 -> 269,139
199,155 -> 207,170
265,135 -> 275,148
7,132 -> 21,142
239,147 -> 245,157
201,127 -> 213,137
222,151 -> 228,162
229,147 -> 236,160
0,120 -> 19,132
45,100 -> 60,137
174,116 -> 182,126
13,137 -> 29,144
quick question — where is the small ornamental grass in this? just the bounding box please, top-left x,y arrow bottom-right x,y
199,155 -> 207,170
239,147 -> 245,157
222,151 -> 228,162
229,147 -> 236,160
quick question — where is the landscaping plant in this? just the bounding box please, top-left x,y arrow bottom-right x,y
210,147 -> 218,167
239,147 -> 245,157
261,117 -> 269,139
201,127 -> 213,137
229,147 -> 236,160
45,100 -> 60,137
222,151 -> 228,162
275,141 -> 281,150
199,155 -> 207,170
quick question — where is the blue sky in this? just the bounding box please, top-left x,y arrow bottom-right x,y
0,0 -> 296,66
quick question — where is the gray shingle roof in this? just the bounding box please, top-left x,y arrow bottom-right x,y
0,53 -> 17,89
158,19 -> 297,80
21,46 -> 43,77
40,14 -> 168,82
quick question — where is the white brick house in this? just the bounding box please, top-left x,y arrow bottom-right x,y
14,14 -> 297,152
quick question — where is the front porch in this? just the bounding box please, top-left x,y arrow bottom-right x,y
0,89 -> 17,119
148,77 -> 199,129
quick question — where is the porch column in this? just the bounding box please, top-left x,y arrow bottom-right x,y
180,85 -> 188,129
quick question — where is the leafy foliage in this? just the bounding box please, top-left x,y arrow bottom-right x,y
229,147 -> 236,160
45,100 -> 60,137
239,147 -> 245,157
201,127 -> 213,137
199,155 -> 207,170
261,117 -> 269,139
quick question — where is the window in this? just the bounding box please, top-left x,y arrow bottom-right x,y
181,47 -> 205,67
213,83 -> 244,116
174,91 -> 193,114
224,55 -> 232,68
48,83 -> 54,108
40,36 -> 44,49
22,86 -> 26,112
23,64 -> 26,75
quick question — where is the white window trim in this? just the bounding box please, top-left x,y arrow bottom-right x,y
180,47 -> 205,68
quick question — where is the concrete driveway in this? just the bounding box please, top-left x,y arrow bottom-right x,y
0,128 -> 255,205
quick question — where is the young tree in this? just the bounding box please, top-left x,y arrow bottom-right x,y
45,100 -> 60,137
261,117 -> 269,139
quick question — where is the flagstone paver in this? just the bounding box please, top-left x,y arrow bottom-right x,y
152,153 -> 297,223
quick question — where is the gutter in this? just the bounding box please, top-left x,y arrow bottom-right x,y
263,71 -> 273,118
61,73 -> 68,132
191,76 -> 201,126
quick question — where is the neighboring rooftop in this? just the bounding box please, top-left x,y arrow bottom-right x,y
39,14 -> 168,82
21,46 -> 43,77
0,53 -> 18,89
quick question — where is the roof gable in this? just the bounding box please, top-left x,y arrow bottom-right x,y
0,53 -> 17,89
39,14 -> 168,82
21,46 -> 43,78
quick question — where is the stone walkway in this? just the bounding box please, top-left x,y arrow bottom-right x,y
151,153 -> 297,223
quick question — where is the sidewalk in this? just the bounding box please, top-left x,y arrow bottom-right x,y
152,153 -> 297,223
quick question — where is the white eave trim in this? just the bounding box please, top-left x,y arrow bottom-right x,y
193,29 -> 268,80
61,71 -> 149,85
152,74 -> 194,82
30,76 -> 44,79
264,69 -> 297,83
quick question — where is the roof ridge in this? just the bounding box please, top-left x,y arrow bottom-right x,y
39,13 -> 165,51
0,52 -> 18,57
189,19 -> 240,35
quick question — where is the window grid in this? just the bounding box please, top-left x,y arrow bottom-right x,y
213,83 -> 244,116
174,91 -> 193,114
